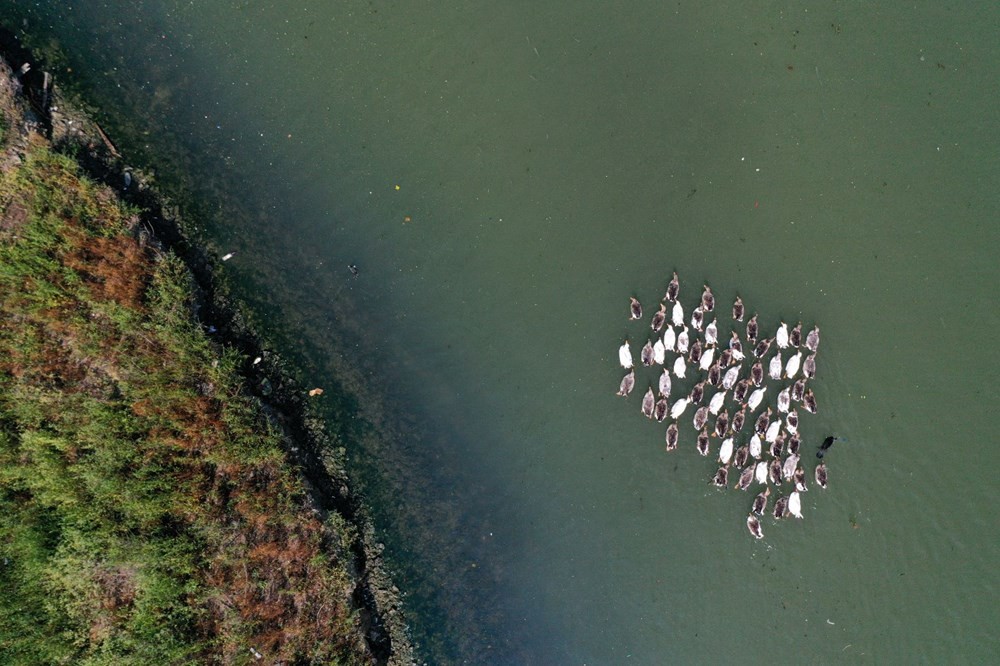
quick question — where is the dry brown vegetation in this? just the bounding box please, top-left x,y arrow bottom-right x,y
0,85 -> 381,664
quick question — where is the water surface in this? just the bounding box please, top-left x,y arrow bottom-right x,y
5,1 -> 998,662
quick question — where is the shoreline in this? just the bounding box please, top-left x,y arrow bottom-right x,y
0,45 -> 413,664
0,17 -> 523,660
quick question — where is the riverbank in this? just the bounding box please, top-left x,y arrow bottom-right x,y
0,53 -> 412,664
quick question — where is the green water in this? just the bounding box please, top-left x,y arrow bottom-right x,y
5,1 -> 998,662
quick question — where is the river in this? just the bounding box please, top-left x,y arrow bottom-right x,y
3,2 -> 997,662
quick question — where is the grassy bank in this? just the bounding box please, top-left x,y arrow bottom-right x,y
0,61 -> 403,664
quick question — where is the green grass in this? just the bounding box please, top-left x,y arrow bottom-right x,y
0,138 -> 370,662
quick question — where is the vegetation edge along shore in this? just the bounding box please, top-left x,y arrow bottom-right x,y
0,48 -> 413,665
